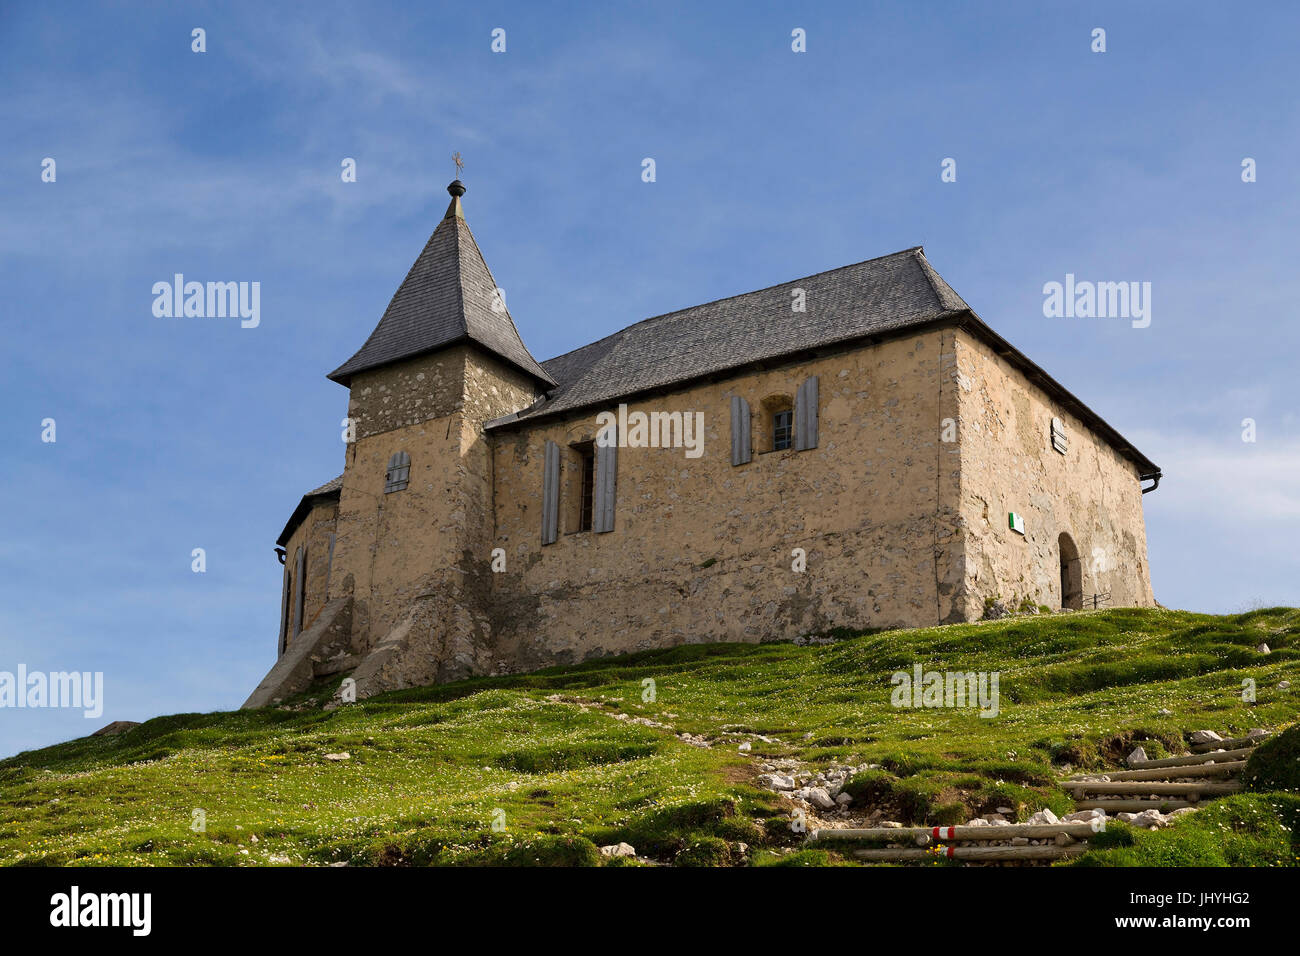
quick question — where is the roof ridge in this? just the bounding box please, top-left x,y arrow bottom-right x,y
910,247 -> 969,312
458,218 -> 548,375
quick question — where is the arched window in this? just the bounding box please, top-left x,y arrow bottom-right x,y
384,451 -> 410,493
292,546 -> 306,637
279,562 -> 291,655
1058,532 -> 1083,610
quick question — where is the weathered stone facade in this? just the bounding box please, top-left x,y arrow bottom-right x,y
242,184 -> 1159,708
950,329 -> 1154,616
487,332 -> 959,671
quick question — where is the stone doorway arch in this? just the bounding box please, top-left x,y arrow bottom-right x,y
1058,532 -> 1083,610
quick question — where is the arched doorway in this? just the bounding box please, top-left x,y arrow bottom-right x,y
1058,533 -> 1082,610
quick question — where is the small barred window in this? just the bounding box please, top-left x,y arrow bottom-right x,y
772,409 -> 794,451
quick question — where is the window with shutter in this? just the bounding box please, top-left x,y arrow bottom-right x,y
384,451 -> 410,493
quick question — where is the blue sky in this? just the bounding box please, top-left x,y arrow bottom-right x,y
2,1 -> 1297,757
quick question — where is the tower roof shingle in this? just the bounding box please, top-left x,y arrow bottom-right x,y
327,183 -> 556,388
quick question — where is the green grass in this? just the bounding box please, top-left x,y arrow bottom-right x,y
2,606 -> 1298,867
1069,794 -> 1300,867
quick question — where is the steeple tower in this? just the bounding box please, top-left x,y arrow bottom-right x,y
328,179 -> 555,388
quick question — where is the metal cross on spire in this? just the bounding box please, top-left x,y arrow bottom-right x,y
452,151 -> 464,179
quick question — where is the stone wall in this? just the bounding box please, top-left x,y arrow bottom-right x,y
486,329 -> 957,672
262,324 -> 1156,703
325,344 -> 540,680
346,347 -> 469,441
950,328 -> 1155,616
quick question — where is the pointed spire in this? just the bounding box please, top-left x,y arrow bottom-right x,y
328,178 -> 555,389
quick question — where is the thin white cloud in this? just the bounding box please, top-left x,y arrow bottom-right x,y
1132,428 -> 1300,523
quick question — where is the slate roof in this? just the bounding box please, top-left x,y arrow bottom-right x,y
484,246 -> 1159,480
490,246 -> 967,426
327,184 -> 555,388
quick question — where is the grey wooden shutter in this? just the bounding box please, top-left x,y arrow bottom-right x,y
794,375 -> 820,451
292,546 -> 306,637
730,396 -> 751,466
541,440 -> 560,545
593,429 -> 618,533
384,450 -> 410,493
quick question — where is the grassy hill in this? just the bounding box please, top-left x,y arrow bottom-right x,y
3,606 -> 1299,867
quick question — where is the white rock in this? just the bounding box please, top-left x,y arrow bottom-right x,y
1279,681 -> 1292,690
1156,708 -> 1172,717
1132,809 -> 1167,829
758,773 -> 796,791
1256,643 -> 1271,654
995,806 -> 1014,814
738,742 -> 751,752
835,792 -> 852,806
807,787 -> 837,810
1025,808 -> 1060,826
1248,727 -> 1270,737
1189,730 -> 1223,744
1126,746 -> 1148,767
965,817 -> 991,827
323,752 -> 351,761
599,842 -> 636,858
1064,809 -> 1105,824
1167,807 -> 1198,819
983,813 -> 1007,824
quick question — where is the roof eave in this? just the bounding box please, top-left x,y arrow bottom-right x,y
486,309 -> 1161,479
950,311 -> 1161,477
327,335 -> 557,390
485,311 -> 969,433
275,487 -> 342,548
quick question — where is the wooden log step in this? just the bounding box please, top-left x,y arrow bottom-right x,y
1129,747 -> 1255,769
1190,734 -> 1267,753
1062,781 -> 1240,796
1068,761 -> 1245,782
811,822 -> 1101,843
1073,799 -> 1195,812
853,844 -> 1088,863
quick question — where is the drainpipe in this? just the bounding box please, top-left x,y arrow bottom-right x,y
1140,470 -> 1161,494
